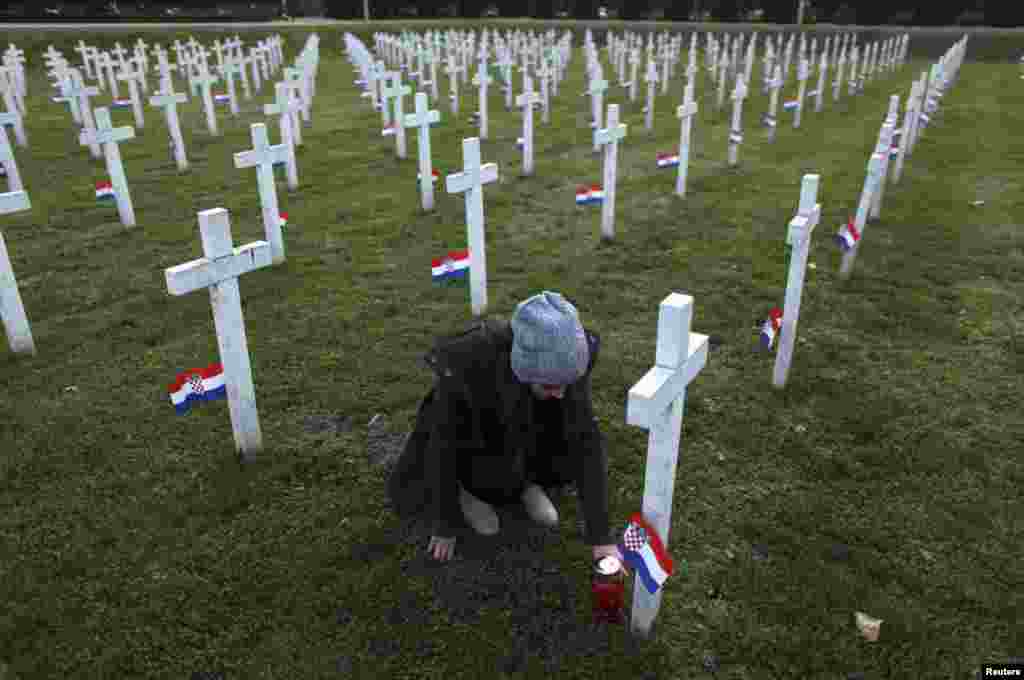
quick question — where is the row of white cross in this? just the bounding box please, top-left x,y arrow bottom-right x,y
1,31 -> 967,644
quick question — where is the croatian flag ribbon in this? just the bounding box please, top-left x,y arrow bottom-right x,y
783,99 -> 800,111
889,143 -> 900,159
95,181 -> 115,201
760,307 -> 784,351
575,184 -> 604,205
729,130 -> 743,144
431,248 -> 470,286
656,151 -> 679,168
111,98 -> 132,109
214,93 -> 230,105
417,168 -> 440,184
278,212 -> 288,228
382,122 -> 397,136
618,512 -> 675,595
168,363 -> 227,415
834,218 -> 861,252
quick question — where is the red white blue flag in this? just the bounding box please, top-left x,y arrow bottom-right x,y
432,248 -> 469,286
617,512 -> 675,595
783,99 -> 800,111
516,136 -> 525,150
834,218 -> 861,252
382,121 -> 397,136
111,98 -> 132,109
575,184 -> 604,205
278,212 -> 288,228
656,151 -> 680,168
760,307 -> 784,351
214,93 -> 230,105
95,181 -> 115,201
168,363 -> 227,415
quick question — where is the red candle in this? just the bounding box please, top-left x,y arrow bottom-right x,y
591,555 -> 625,625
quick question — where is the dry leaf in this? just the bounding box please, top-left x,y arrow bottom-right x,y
855,611 -> 882,642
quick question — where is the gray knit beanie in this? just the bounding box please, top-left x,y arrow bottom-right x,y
510,291 -> 590,386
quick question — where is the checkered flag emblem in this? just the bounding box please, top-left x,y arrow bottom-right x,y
188,375 -> 205,395
623,523 -> 647,552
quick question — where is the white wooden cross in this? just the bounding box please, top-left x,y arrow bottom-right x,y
283,66 -> 310,124
115,59 -> 146,128
80,108 -> 136,228
871,107 -> 899,221
0,80 -> 26,148
404,92 -> 441,212
727,74 -> 748,167
516,75 -> 541,177
0,189 -> 34,355
813,52 -> 828,114
221,59 -> 243,117
426,49 -> 440,102
586,75 -> 608,152
0,120 -> 23,192
150,86 -> 189,172
715,51 -> 729,111
594,103 -> 628,242
891,80 -> 920,185
765,65 -> 783,143
471,60 -> 492,140
675,79 -> 698,198
192,64 -> 220,136
233,123 -> 290,266
381,72 -> 411,160
625,292 -> 709,639
263,82 -> 300,192
66,70 -> 101,158
847,46 -> 859,97
280,79 -> 304,148
445,137 -> 498,317
628,48 -> 640,102
644,57 -> 659,131
833,46 -> 846,103
445,53 -> 460,115
840,151 -> 886,280
794,58 -> 809,129
538,57 -> 551,125
75,40 -> 93,79
774,174 -> 821,388
99,52 -> 120,99
165,208 -> 271,460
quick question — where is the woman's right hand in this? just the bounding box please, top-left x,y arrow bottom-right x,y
428,535 -> 456,562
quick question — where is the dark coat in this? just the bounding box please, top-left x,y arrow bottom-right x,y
387,318 -> 612,546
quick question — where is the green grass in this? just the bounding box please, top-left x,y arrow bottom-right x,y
1,25 -> 1022,680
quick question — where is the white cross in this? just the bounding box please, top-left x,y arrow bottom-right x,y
150,86 -> 189,172
774,174 -> 821,388
871,102 -> 900,220
444,138 -> 498,317
116,59 -> 146,128
644,58 -> 659,131
726,75 -> 748,167
164,208 -> 271,460
794,58 -> 810,128
0,114 -> 24,192
381,72 -> 411,159
586,75 -> 608,151
403,92 -> 441,212
280,78 -> 304,148
814,52 -> 828,113
0,189 -> 34,355
445,52 -> 461,115
840,150 -> 886,280
0,78 -> 26,148
101,52 -> 121,100
263,82 -> 300,191
516,75 -> 541,176
675,79 -> 698,198
833,46 -> 846,103
594,103 -> 627,242
471,61 -> 492,140
65,70 -> 101,158
625,292 -> 709,639
891,80 -> 920,185
192,64 -> 220,136
75,40 -> 93,79
221,59 -> 243,117
80,108 -> 136,227
233,123 -> 291,265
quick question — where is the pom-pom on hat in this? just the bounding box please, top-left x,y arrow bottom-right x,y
510,291 -> 589,386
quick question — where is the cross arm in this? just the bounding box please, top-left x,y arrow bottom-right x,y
626,332 -> 709,429
165,241 -> 272,296
234,145 -> 290,169
445,162 -> 498,194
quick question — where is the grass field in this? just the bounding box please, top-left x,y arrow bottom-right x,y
0,24 -> 1021,680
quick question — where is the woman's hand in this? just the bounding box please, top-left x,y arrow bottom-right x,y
428,535 -> 456,562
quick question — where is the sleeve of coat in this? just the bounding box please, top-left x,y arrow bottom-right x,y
573,331 -> 614,547
424,369 -> 474,538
